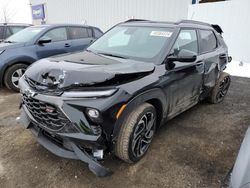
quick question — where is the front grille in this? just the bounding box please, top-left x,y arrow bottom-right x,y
22,94 -> 71,131
24,76 -> 63,96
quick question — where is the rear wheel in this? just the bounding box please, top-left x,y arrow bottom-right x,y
115,103 -> 156,163
208,72 -> 231,104
4,64 -> 28,92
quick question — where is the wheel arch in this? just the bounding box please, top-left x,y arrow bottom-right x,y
1,57 -> 35,87
112,88 -> 167,143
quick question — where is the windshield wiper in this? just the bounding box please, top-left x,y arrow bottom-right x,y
86,49 -> 128,59
98,52 -> 128,59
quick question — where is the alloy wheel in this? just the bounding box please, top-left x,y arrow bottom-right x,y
216,76 -> 230,101
131,112 -> 156,158
11,68 -> 25,88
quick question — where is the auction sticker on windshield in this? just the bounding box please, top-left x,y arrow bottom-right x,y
150,31 -> 172,37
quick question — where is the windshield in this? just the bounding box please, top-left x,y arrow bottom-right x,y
5,26 -> 46,43
88,26 -> 174,62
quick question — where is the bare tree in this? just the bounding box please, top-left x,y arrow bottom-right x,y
0,0 -> 18,23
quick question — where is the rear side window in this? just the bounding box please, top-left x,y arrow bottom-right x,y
42,27 -> 67,42
93,28 -> 103,38
199,30 -> 217,53
171,29 -> 198,55
68,27 -> 89,39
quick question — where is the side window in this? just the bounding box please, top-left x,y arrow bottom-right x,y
93,28 -> 103,38
42,27 -> 67,42
171,29 -> 198,56
87,28 -> 92,37
5,27 -> 12,38
0,26 -> 4,39
199,29 -> 217,53
68,27 -> 89,39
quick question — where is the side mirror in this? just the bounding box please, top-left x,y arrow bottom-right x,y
38,37 -> 52,45
167,49 -> 197,63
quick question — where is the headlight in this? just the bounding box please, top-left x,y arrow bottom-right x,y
62,89 -> 117,98
0,50 -> 5,55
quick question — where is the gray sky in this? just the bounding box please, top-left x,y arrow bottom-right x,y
0,0 -> 32,23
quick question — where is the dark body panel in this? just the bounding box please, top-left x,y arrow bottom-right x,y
18,20 -> 230,176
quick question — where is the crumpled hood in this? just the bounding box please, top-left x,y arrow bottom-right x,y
25,51 -> 155,89
0,42 -> 25,50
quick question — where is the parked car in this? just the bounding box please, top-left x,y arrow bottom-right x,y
0,24 -> 103,91
0,23 -> 31,42
229,126 -> 250,188
18,20 -> 231,176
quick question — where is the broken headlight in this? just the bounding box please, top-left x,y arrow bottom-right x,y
62,89 -> 117,98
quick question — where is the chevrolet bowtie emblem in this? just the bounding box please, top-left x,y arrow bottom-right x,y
24,89 -> 37,98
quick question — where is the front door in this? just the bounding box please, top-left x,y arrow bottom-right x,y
36,27 -> 70,59
163,29 -> 204,118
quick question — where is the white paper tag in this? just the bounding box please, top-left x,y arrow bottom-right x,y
150,31 -> 172,37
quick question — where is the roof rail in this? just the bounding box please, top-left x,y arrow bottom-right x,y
124,19 -> 150,23
178,20 -> 223,34
177,19 -> 211,26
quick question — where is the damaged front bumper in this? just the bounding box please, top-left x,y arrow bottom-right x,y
18,104 -> 112,177
17,78 -> 114,177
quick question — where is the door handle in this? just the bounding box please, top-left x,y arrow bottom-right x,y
65,43 -> 71,47
196,61 -> 204,66
219,54 -> 227,59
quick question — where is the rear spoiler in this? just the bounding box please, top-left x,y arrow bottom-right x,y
211,24 -> 223,34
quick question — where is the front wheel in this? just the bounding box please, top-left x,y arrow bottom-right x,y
208,72 -> 231,104
115,103 -> 156,163
4,64 -> 28,92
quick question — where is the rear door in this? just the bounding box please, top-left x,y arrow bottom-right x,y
36,27 -> 70,59
198,29 -> 224,89
67,26 -> 93,52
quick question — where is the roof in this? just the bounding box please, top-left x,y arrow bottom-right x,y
29,24 -> 94,28
121,19 -> 220,32
0,23 -> 32,26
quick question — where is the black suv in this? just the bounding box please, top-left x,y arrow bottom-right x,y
0,23 -> 31,42
18,20 -> 231,176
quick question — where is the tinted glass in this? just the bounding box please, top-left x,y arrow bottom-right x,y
88,26 -> 174,62
6,26 -> 46,43
171,30 -> 198,56
93,28 -> 103,38
87,28 -> 92,37
68,27 -> 89,39
199,30 -> 217,53
0,26 -> 4,39
42,27 -> 67,42
6,26 -> 26,38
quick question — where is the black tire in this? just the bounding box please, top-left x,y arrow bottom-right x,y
115,103 -> 156,163
208,72 -> 231,104
4,64 -> 28,92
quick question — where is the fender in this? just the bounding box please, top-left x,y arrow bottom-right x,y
0,56 -> 36,87
112,88 -> 167,143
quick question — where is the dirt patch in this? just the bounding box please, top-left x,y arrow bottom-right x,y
0,76 -> 250,188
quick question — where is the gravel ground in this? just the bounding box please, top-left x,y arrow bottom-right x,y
0,76 -> 250,188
